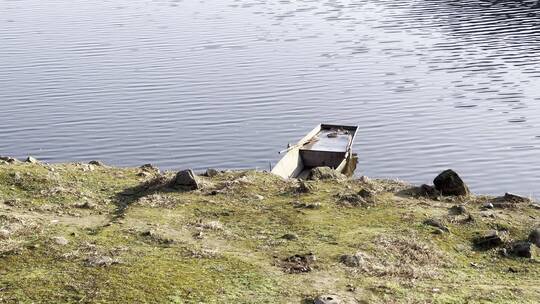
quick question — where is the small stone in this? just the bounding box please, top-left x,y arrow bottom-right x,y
433,169 -> 469,196
359,175 -> 370,183
293,201 -> 322,209
0,156 -> 19,164
137,171 -> 151,178
53,236 -> 69,246
314,294 -> 341,304
254,194 -> 264,200
0,229 -> 11,239
449,205 -> 467,215
501,193 -> 530,204
528,228 -> 540,247
281,253 -> 316,273
339,254 -> 361,267
85,256 -> 119,267
508,241 -> 534,258
474,230 -> 504,249
281,233 -> 298,241
483,203 -> 494,209
88,160 -> 104,166
358,188 -> 375,199
205,168 -> 219,177
423,218 -> 449,232
417,184 -> 439,197
140,164 -> 159,172
74,201 -> 97,209
25,156 -> 39,164
171,169 -> 200,190
508,267 -> 519,273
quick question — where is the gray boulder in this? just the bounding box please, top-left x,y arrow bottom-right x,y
433,169 -> 469,196
508,241 -> 534,258
25,156 -> 39,164
172,169 -> 200,190
474,230 -> 504,249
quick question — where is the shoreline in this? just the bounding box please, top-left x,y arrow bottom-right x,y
1,158 -> 539,303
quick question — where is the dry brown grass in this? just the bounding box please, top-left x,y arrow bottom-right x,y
349,233 -> 449,279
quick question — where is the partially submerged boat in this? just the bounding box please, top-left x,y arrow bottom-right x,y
271,124 -> 358,179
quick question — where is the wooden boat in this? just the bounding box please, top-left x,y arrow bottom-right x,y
271,124 -> 358,179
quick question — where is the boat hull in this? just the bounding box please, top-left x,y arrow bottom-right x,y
272,124 -> 358,179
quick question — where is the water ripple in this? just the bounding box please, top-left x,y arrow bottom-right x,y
1,0 -> 540,197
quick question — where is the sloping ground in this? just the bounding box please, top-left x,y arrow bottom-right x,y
0,162 -> 539,303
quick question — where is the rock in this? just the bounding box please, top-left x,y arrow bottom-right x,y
314,295 -> 341,304
88,160 -> 104,166
0,229 -> 11,239
281,253 -> 316,273
483,203 -> 494,209
339,254 -> 361,267
140,163 -> 159,172
358,175 -> 370,183
417,184 -> 439,197
281,233 -> 298,241
74,201 -> 97,209
449,205 -> 467,215
507,242 -> 534,258
293,201 -> 321,209
337,193 -> 372,207
474,230 -> 504,249
309,167 -> 345,180
254,194 -> 264,200
205,168 -> 219,177
141,230 -> 174,245
358,188 -> 375,199
137,171 -> 151,178
172,169 -> 200,190
85,256 -> 119,267
25,156 -> 39,164
423,218 -> 449,232
433,169 -> 469,196
52,236 -> 69,246
498,193 -> 530,204
528,228 -> 540,247
0,156 -> 19,163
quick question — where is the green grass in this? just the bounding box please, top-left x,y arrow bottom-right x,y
1,162 -> 539,303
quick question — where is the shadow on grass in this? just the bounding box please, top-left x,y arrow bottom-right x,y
113,175 -> 182,221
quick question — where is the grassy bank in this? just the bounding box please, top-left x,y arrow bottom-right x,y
0,161 -> 539,303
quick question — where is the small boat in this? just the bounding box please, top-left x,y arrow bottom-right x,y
271,124 -> 358,179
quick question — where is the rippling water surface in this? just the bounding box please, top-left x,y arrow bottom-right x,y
2,0 -> 540,196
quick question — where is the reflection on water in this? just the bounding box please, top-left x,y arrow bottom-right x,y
1,0 -> 540,196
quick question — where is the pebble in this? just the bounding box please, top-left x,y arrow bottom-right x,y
0,229 -> 11,239
53,236 -> 69,246
314,295 -> 341,304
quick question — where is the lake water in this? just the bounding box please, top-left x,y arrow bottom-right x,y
1,0 -> 540,196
